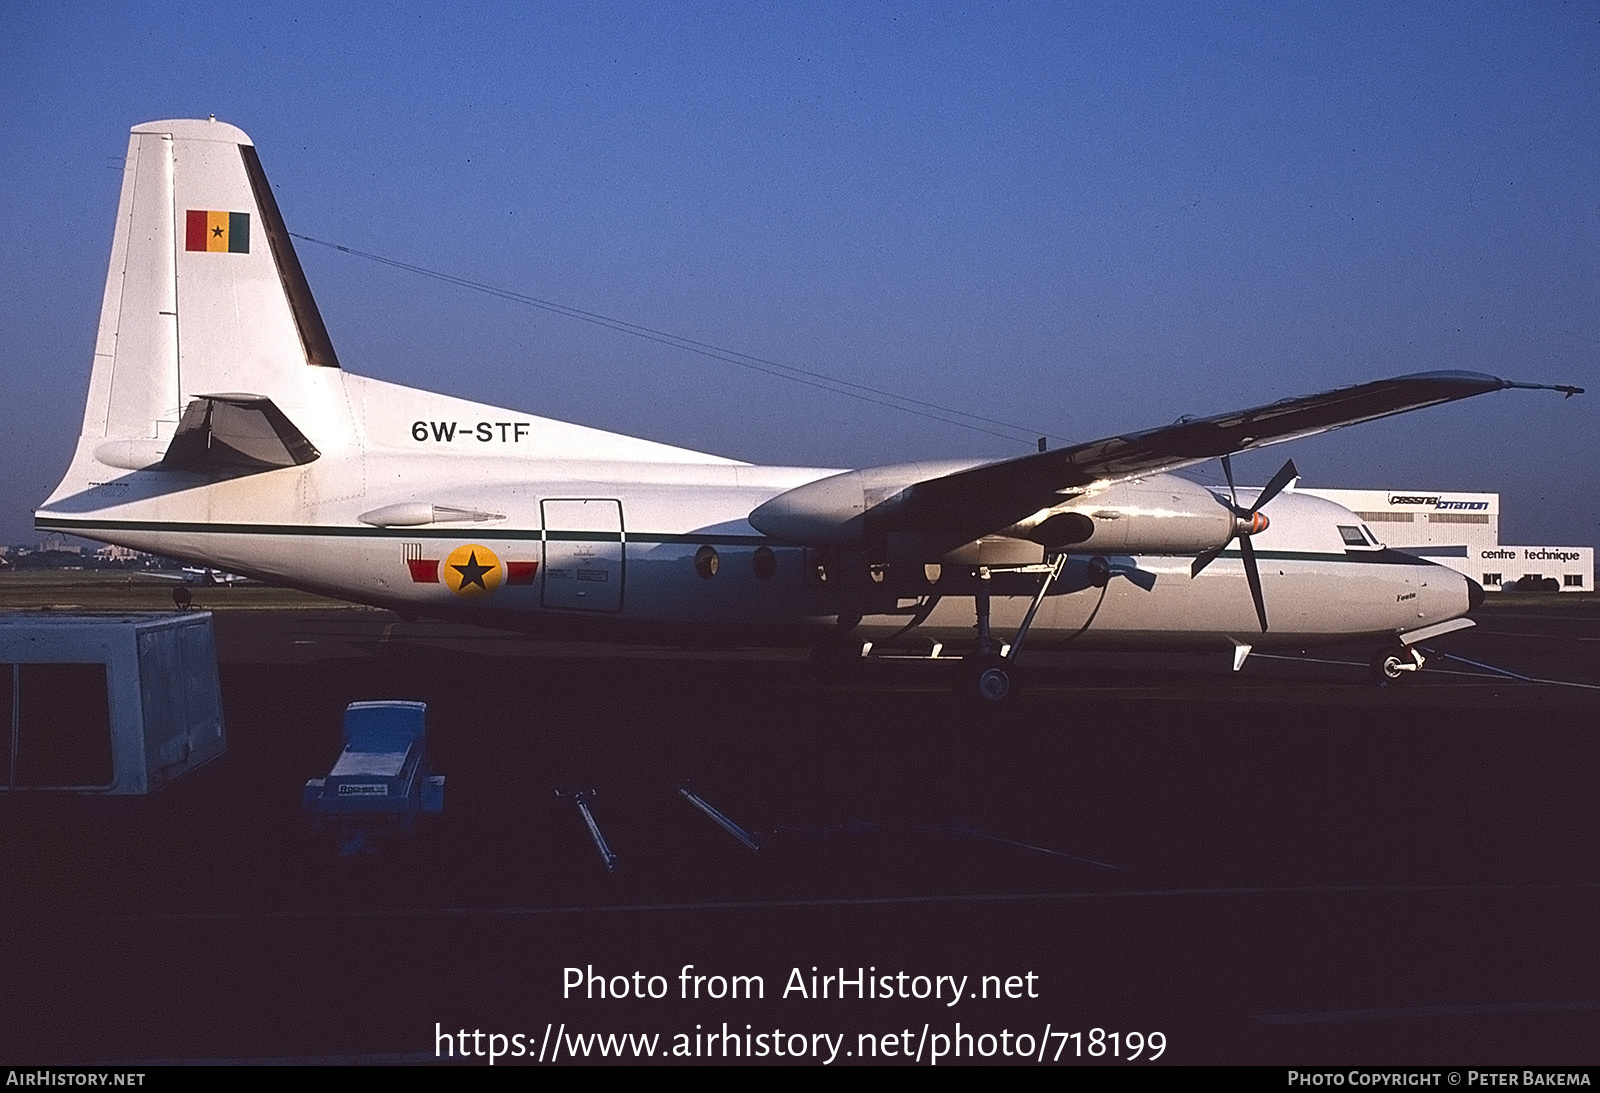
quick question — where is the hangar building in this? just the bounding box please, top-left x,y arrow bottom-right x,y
1297,487 -> 1593,593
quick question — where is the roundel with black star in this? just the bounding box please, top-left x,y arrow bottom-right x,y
444,543 -> 502,598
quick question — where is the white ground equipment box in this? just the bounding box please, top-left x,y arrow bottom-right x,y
0,612 -> 226,794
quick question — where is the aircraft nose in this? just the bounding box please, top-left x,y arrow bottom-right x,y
1466,575 -> 1485,612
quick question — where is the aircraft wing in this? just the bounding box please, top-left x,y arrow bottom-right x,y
749,370 -> 1581,543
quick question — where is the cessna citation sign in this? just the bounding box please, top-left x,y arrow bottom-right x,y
35,119 -> 1583,700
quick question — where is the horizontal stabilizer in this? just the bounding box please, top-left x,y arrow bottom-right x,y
161,395 -> 320,474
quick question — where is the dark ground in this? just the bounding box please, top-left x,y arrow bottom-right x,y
1,595 -> 1597,1065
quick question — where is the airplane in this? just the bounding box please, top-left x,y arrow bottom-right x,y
139,568 -> 253,586
34,119 -> 1584,701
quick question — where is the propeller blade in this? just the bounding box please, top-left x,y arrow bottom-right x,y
1196,454 -> 1292,589
1252,458 -> 1300,514
1112,562 -> 1159,592
1240,535 -> 1268,632
1192,546 -> 1224,578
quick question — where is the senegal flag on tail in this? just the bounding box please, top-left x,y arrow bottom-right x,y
185,210 -> 250,253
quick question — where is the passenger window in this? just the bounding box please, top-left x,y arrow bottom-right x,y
694,545 -> 719,579
752,546 -> 776,580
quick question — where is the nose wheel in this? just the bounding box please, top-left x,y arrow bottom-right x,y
1370,643 -> 1425,683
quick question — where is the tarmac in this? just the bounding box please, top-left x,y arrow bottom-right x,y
0,588 -> 1596,1065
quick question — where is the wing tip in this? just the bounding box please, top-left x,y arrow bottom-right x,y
1396,370 -> 1583,398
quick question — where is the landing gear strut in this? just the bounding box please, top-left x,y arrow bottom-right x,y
966,553 -> 1069,703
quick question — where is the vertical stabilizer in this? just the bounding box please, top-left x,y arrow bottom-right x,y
84,128 -> 180,440
82,118 -> 350,451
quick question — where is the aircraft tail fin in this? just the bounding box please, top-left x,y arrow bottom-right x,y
82,118 -> 350,451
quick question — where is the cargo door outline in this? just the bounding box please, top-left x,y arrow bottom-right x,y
541,498 -> 625,611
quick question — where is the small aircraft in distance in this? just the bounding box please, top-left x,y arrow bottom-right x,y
36,119 -> 1583,700
139,568 -> 253,587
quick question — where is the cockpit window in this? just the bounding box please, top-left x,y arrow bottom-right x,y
1360,524 -> 1382,547
1338,525 -> 1369,548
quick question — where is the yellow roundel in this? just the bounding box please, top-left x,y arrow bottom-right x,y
444,543 -> 502,598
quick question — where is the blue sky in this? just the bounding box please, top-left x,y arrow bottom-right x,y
1,2 -> 1595,546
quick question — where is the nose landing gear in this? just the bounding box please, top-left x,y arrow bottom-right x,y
1370,643 -> 1426,683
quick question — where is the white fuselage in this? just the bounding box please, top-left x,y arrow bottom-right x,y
39,376 -> 1473,652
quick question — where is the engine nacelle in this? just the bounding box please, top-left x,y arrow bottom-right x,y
748,458 -> 989,544
751,463 -> 1245,559
1006,476 -> 1237,554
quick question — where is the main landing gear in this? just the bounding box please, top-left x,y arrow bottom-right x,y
964,553 -> 1069,705
970,654 -> 1014,703
807,553 -> 1068,703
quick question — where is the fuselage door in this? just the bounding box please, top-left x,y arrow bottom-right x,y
541,498 -> 625,612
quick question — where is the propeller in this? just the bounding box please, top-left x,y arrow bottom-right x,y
1086,555 -> 1159,592
1191,455 -> 1299,631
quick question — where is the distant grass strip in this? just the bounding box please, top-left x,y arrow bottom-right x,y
0,571 -> 370,612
